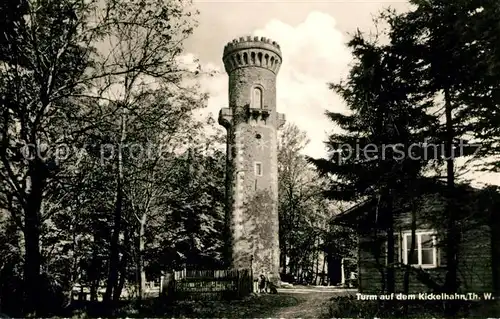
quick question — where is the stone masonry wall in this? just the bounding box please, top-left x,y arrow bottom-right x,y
228,67 -> 277,127
228,68 -> 280,283
219,37 -> 282,285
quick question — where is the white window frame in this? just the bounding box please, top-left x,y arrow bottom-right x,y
254,162 -> 263,176
252,86 -> 263,109
402,231 -> 437,268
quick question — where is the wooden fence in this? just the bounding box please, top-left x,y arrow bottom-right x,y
168,268 -> 253,300
71,282 -> 160,301
71,269 -> 254,302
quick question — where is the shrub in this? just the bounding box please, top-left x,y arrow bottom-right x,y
323,295 -> 486,318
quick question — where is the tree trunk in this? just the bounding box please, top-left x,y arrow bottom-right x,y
104,180 -> 123,305
403,210 -> 417,316
280,240 -> 287,274
490,201 -> 500,314
403,193 -> 419,295
104,110 -> 127,307
24,217 -> 41,316
320,253 -> 326,285
67,219 -> 79,306
314,246 -> 319,285
89,236 -> 99,302
372,227 -> 386,293
113,229 -> 130,302
443,88 -> 459,317
137,213 -> 147,301
403,221 -> 417,294
23,163 -> 45,316
386,193 -> 395,294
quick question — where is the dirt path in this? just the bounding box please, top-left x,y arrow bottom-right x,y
266,288 -> 355,319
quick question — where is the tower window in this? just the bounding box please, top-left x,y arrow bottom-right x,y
255,162 -> 262,176
252,87 -> 263,109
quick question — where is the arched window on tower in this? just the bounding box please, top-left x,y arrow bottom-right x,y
252,87 -> 263,109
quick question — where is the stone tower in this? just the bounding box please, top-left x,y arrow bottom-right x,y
218,36 -> 285,284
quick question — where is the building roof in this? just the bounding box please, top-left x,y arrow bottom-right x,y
333,179 -> 500,230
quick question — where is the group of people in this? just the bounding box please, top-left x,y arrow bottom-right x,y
257,274 -> 277,294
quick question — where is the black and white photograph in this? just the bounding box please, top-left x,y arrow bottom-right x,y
1,0 -> 500,317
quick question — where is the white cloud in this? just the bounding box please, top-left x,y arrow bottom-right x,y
255,12 -> 352,158
185,10 -> 500,186
190,11 -> 351,159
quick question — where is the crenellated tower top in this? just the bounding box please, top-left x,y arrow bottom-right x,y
223,36 -> 282,74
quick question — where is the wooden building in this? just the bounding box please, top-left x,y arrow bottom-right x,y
335,180 -> 500,294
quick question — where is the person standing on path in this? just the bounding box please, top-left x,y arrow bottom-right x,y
258,274 -> 267,293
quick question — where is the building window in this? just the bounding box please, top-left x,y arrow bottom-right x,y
402,231 -> 437,268
252,87 -> 263,109
254,162 -> 262,176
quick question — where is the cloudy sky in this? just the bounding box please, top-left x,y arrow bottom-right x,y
183,0 -> 498,186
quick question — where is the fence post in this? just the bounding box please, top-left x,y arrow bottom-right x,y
160,275 -> 164,295
247,269 -> 251,295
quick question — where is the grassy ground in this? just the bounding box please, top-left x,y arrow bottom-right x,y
321,295 -> 500,318
270,291 -> 348,319
65,294 -> 300,318
56,287 -> 354,318
47,288 -> 500,318
157,294 -> 300,318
